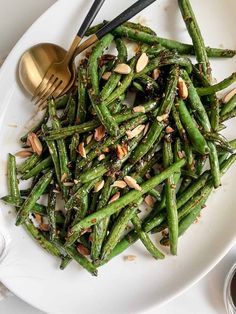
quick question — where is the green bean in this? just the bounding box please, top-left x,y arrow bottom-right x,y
21,156 -> 52,180
77,66 -> 88,124
64,245 -> 97,276
163,139 -> 178,255
85,21 -> 107,36
69,133 -> 80,163
47,186 -> 57,241
177,100 -> 209,154
88,34 -> 119,136
112,25 -> 236,57
131,213 -> 164,259
42,124 -> 62,189
65,159 -> 185,247
220,94 -> 236,116
8,153 -> 21,206
90,176 -> 114,261
48,99 -> 71,198
66,96 -> 76,126
18,153 -> 41,174
24,220 -> 62,258
103,58 -> 136,106
131,65 -> 178,164
55,94 -> 70,110
1,195 -> 46,215
60,256 -> 72,270
124,21 -> 157,35
178,0 -> 210,79
143,171 -> 209,232
16,170 -> 53,225
220,107 -> 236,123
101,204 -> 138,261
181,69 -> 220,187
101,38 -> 127,101
197,73 -> 236,96
159,55 -> 193,74
204,132 -> 233,152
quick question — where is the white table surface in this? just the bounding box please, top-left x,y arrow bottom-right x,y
0,0 -> 235,313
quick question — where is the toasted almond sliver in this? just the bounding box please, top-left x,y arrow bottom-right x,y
156,113 -> 169,122
124,255 -> 136,261
74,179 -> 79,185
78,142 -> 86,158
15,150 -> 33,158
108,192 -> 121,204
178,77 -> 188,100
124,176 -> 142,191
94,125 -> 106,141
77,243 -> 90,256
34,213 -> 42,224
114,63 -> 131,75
143,123 -> 150,136
165,126 -> 174,134
152,68 -> 161,80
177,150 -> 185,159
27,132 -> 43,156
39,223 -> 50,232
222,88 -> 236,103
103,147 -> 110,153
61,173 -> 67,182
86,134 -> 93,145
94,180 -> 105,192
102,71 -> 112,80
126,125 -> 145,139
53,189 -> 61,194
136,53 -> 149,73
116,144 -> 128,160
112,180 -> 127,189
63,182 -> 74,187
133,105 -> 146,113
98,154 -> 106,161
144,195 -> 155,207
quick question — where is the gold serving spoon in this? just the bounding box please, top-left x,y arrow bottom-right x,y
19,0 -> 157,103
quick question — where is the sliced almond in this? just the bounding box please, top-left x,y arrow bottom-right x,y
124,255 -> 136,261
103,147 -> 110,153
126,125 -> 145,139
112,180 -> 127,189
86,134 -> 93,145
77,243 -> 90,256
39,223 -> 50,232
124,176 -> 142,191
53,189 -> 61,194
15,150 -> 33,158
133,105 -> 146,113
98,154 -> 106,161
34,213 -> 42,224
144,195 -> 155,207
143,123 -> 150,136
114,63 -> 131,74
102,71 -> 112,80
61,173 -> 67,182
78,142 -> 86,158
136,53 -> 149,73
165,126 -> 174,134
74,179 -> 79,185
178,77 -> 188,100
152,68 -> 161,80
94,125 -> 106,141
177,150 -> 185,159
108,192 -> 121,204
94,180 -> 105,192
27,132 -> 43,156
116,144 -> 128,160
156,113 -> 169,122
63,182 -> 74,187
222,88 -> 236,103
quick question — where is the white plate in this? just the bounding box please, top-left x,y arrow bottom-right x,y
0,0 -> 236,313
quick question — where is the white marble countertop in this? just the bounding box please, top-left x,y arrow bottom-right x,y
0,1 -> 235,313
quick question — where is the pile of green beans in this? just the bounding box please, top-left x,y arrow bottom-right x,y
2,1 -> 236,275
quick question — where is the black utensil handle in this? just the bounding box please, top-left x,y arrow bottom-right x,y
96,0 -> 157,39
77,0 -> 106,38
